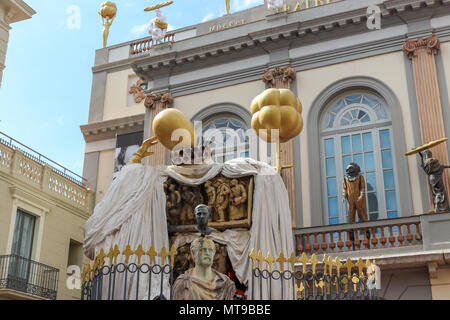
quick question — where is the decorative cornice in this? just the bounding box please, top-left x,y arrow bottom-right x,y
80,114 -> 145,143
262,66 -> 295,88
144,92 -> 173,109
403,34 -> 440,59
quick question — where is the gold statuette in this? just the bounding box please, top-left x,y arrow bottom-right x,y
99,1 -> 117,48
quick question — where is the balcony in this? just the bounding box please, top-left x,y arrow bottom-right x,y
0,131 -> 94,214
293,211 -> 450,268
0,255 -> 59,300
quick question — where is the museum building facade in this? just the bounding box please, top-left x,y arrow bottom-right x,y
81,0 -> 450,299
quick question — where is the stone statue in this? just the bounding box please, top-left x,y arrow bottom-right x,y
172,237 -> 236,300
419,149 -> 450,212
149,9 -> 168,43
215,178 -> 231,222
229,179 -> 247,221
194,204 -> 216,236
342,163 -> 368,224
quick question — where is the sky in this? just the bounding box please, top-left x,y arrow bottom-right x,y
0,0 -> 264,177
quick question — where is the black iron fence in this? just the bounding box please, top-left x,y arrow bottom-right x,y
0,255 -> 59,300
81,263 -> 174,300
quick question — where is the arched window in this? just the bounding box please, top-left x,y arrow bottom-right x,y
202,115 -> 249,164
320,91 -> 400,225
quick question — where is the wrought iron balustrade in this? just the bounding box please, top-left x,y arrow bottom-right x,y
0,255 -> 59,300
294,216 -> 423,255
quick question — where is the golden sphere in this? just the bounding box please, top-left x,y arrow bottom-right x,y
153,109 -> 195,150
251,88 -> 304,143
100,1 -> 117,19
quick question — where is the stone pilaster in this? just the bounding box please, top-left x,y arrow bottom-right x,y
262,66 -> 297,226
403,35 -> 450,209
144,92 -> 173,166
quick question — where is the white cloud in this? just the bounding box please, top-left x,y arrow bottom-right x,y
131,22 -> 150,37
232,0 -> 263,11
202,13 -> 215,22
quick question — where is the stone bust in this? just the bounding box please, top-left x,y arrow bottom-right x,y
172,237 -> 236,300
194,204 -> 216,236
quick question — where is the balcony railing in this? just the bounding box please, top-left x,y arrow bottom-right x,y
0,255 -> 59,300
294,215 -> 424,256
129,33 -> 175,56
0,133 -> 94,214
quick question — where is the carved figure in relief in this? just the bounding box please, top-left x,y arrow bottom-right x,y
204,181 -> 217,221
229,179 -> 247,221
215,178 -> 231,222
181,186 -> 196,225
166,183 -> 182,225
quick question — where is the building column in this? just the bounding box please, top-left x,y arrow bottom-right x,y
262,66 -> 297,226
144,92 -> 173,166
403,35 -> 450,210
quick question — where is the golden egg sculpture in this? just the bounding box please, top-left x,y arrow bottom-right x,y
153,109 -> 195,150
100,1 -> 117,19
251,88 -> 303,143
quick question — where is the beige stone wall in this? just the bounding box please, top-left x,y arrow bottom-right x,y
95,149 -> 115,204
102,68 -> 146,121
173,80 -> 264,120
296,51 -> 423,227
0,5 -> 10,87
430,266 -> 450,300
0,174 -> 90,300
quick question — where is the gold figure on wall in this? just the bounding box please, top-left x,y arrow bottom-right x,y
165,182 -> 182,225
204,181 -> 216,220
229,179 -> 247,221
181,186 -> 196,225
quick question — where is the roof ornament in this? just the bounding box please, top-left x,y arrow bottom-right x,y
267,0 -> 284,10
144,1 -> 173,44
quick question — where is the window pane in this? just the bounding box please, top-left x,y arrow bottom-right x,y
383,169 -> 395,189
364,152 -> 375,171
385,190 -> 397,210
368,192 -> 378,212
324,139 -> 335,157
366,172 -> 377,191
326,158 -> 336,176
352,134 -> 362,153
380,129 -> 391,148
387,211 -> 398,219
329,217 -> 340,225
327,177 -> 337,196
363,133 -> 373,151
341,136 -> 351,154
345,94 -> 362,105
381,149 -> 393,168
328,197 -> 339,217
369,212 -> 379,221
343,155 -> 352,172
354,154 -> 363,169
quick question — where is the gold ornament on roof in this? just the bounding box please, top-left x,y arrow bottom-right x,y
251,88 -> 304,173
225,0 -> 230,14
99,1 -> 117,48
144,1 -> 174,12
405,137 -> 448,156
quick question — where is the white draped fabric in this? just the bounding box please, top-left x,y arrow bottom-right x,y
83,158 -> 294,300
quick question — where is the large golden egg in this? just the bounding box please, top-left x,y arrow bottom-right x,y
251,88 -> 304,143
153,109 -> 195,150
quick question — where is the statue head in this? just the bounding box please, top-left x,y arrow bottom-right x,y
231,179 -> 238,186
345,162 -> 361,178
195,204 -> 210,226
155,9 -> 161,17
191,237 -> 216,268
